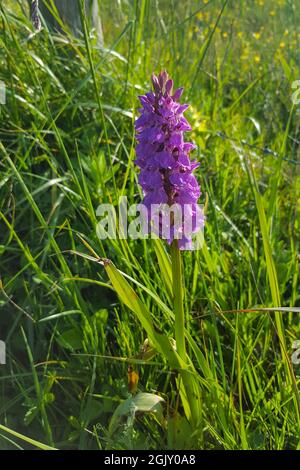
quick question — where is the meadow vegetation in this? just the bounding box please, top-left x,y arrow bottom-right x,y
0,0 -> 300,450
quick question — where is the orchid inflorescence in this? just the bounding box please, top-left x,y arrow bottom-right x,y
135,71 -> 204,250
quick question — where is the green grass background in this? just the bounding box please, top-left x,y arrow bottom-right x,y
0,0 -> 300,449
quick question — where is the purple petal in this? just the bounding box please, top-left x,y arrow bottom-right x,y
172,87 -> 184,101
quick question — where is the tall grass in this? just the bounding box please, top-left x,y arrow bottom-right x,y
0,0 -> 300,450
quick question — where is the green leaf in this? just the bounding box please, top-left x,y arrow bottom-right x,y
133,392 -> 165,413
167,413 -> 193,450
0,424 -> 57,450
102,259 -> 181,368
58,329 -> 83,351
153,239 -> 173,298
108,393 -> 165,437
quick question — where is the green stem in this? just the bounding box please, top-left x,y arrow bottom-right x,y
170,240 -> 201,426
171,240 -> 186,361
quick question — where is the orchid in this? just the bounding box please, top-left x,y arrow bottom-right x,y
135,71 -> 204,250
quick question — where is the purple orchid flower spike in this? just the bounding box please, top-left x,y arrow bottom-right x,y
135,71 -> 204,250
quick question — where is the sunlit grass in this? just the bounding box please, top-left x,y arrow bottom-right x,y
0,0 -> 300,450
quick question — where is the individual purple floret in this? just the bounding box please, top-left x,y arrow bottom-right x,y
135,71 -> 204,250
